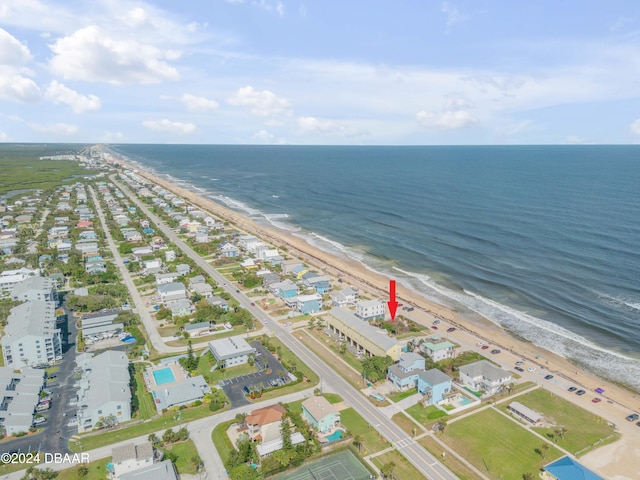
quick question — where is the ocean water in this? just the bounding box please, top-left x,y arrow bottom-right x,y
110,144 -> 640,391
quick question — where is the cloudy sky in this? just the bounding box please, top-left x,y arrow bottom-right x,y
2,0 -> 640,145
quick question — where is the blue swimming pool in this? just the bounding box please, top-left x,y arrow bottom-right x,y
153,367 -> 176,386
326,430 -> 343,442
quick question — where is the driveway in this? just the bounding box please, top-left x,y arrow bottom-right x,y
219,341 -> 291,409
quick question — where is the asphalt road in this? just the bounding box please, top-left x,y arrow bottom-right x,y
112,174 -> 459,480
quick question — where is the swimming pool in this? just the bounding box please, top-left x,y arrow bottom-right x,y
153,367 -> 176,386
458,395 -> 474,406
326,430 -> 343,442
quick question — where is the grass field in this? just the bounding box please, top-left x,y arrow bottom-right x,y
133,366 -> 157,420
340,408 -> 389,455
57,459 -> 110,480
371,450 -> 423,480
406,403 -> 446,427
212,419 -> 236,465
388,389 -> 418,403
418,436 -> 484,480
198,354 -> 257,385
164,439 -> 200,474
512,388 -> 620,455
442,408 -> 562,480
391,412 -> 420,436
268,336 -> 319,384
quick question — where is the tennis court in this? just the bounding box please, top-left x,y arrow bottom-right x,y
272,450 -> 373,480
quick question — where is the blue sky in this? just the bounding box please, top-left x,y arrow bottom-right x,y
2,0 -> 640,144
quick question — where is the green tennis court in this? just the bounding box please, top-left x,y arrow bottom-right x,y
272,450 -> 373,480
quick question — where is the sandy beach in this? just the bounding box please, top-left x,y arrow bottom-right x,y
109,154 -> 640,479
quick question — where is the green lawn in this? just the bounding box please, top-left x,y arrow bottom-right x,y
442,408 -> 562,480
267,336 -> 319,384
406,403 -> 446,427
165,439 -> 200,474
323,393 -> 343,404
197,354 -> 257,385
340,407 -> 389,455
70,401 -> 228,452
57,458 -> 110,480
512,388 -> 620,455
388,389 -> 418,403
212,419 -> 236,465
133,367 -> 157,420
419,436 -> 484,480
371,450 -> 423,480
392,412 -> 420,436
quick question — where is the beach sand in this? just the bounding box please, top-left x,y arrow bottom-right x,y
109,155 -> 640,478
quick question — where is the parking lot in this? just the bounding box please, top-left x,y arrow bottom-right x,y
219,340 -> 292,408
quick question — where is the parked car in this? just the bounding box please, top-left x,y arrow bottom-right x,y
33,416 -> 46,425
447,327 -> 456,332
576,389 -> 586,396
481,345 -> 489,350
431,326 -> 438,330
544,374 -> 554,380
515,361 -> 524,366
515,367 -> 524,372
491,349 -> 501,354
250,302 -> 255,306
433,319 -> 440,325
592,398 -> 601,403
625,413 -> 639,422
568,386 -> 577,392
476,341 -> 485,347
528,367 -> 536,372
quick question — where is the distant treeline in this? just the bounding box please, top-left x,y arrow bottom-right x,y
0,143 -> 95,194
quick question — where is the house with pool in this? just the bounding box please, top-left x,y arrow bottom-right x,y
145,363 -> 211,413
302,396 -> 341,435
387,352 -> 453,405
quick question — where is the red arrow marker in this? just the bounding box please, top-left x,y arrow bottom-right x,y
387,280 -> 399,322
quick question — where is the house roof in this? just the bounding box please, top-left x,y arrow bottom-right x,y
328,307 -> 399,352
157,282 -> 186,295
417,368 -> 452,387
111,442 -> 153,463
398,352 -> 423,369
302,396 -> 338,422
118,461 -> 178,480
459,360 -> 511,382
246,403 -> 286,427
208,335 -> 255,361
543,456 -> 604,480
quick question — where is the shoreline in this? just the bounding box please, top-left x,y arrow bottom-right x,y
106,153 -> 640,414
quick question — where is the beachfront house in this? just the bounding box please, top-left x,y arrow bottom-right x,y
296,294 -> 322,314
458,360 -> 512,396
421,336 -> 456,361
355,299 -> 385,321
290,265 -> 309,280
302,396 -> 341,434
325,307 -> 402,361
281,259 -> 303,275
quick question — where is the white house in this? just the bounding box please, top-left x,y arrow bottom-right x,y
157,282 -> 187,304
330,287 -> 358,306
458,360 -> 512,396
155,272 -> 179,285
208,336 -> 255,367
355,299 -> 385,321
111,442 -> 154,479
421,337 -> 456,361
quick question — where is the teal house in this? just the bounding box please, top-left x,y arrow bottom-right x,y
302,396 -> 340,434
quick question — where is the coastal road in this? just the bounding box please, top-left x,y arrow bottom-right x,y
112,174 -> 459,480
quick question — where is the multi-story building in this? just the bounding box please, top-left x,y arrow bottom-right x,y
1,301 -> 62,368
355,299 -> 385,321
76,350 -> 131,432
459,360 -> 512,396
9,275 -> 55,302
0,367 -> 45,436
208,336 -> 255,368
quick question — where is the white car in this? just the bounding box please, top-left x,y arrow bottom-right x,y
476,341 -> 485,347
528,367 -> 536,372
515,361 -> 524,366
33,417 -> 47,425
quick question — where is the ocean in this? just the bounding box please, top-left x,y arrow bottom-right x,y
109,144 -> 640,391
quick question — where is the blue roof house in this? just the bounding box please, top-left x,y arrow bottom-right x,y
416,369 -> 453,405
542,456 -> 604,480
387,353 -> 425,391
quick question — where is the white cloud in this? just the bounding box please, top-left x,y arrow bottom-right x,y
45,80 -> 101,113
441,1 -> 469,28
142,119 -> 197,134
31,122 -> 79,135
564,135 -> 593,144
0,131 -> 9,141
225,0 -> 285,16
252,129 -> 287,144
49,25 -> 180,84
297,116 -> 367,137
416,110 -> 478,129
228,86 -> 291,117
180,94 -> 219,112
629,119 -> 640,136
0,28 -> 32,65
0,69 -> 40,103
99,131 -> 127,142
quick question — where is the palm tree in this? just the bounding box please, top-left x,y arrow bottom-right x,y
381,461 -> 396,479
352,434 -> 362,452
523,473 -> 535,480
540,442 -> 550,459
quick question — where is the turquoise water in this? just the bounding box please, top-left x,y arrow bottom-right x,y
110,144 -> 640,391
326,430 -> 343,441
458,396 -> 473,406
153,367 -> 176,386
